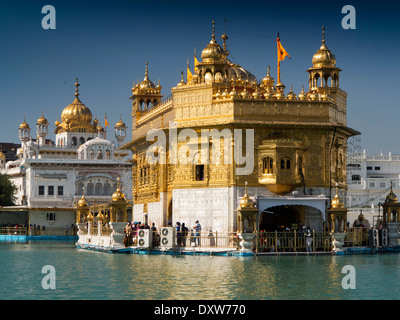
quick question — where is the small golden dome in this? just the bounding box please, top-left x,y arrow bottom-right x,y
261,66 -> 275,88
177,71 -> 186,86
298,86 -> 307,101
312,27 -> 336,68
115,118 -> 126,128
19,118 -> 30,129
229,86 -> 238,99
385,185 -> 397,203
111,177 -> 126,202
252,86 -> 261,99
286,85 -> 297,100
78,187 -> 89,207
274,88 -> 285,100
239,182 -> 255,208
331,188 -> 344,209
96,212 -> 105,221
139,62 -> 156,89
264,88 -> 274,99
241,87 -> 250,99
0,151 -> 5,159
54,118 -> 60,126
201,21 -> 226,63
36,113 -> 48,125
214,89 -> 221,99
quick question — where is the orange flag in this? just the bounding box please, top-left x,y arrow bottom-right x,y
277,34 -> 290,62
276,33 -> 290,84
105,113 -> 109,127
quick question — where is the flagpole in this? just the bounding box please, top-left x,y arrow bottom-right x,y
277,33 -> 281,85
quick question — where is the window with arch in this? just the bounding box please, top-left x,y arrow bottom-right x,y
298,156 -> 303,176
71,137 -> 77,146
280,157 -> 292,170
263,157 -> 273,174
79,137 -> 85,145
95,183 -> 102,195
86,183 -> 94,195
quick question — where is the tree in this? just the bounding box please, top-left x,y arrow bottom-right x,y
0,173 -> 17,206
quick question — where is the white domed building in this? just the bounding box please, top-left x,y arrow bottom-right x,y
0,79 -> 132,231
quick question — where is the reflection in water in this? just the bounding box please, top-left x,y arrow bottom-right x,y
1,242 -> 400,300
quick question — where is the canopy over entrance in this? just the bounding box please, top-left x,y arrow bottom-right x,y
256,195 -> 328,232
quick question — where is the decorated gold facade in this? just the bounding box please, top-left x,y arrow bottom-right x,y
122,23 -> 359,229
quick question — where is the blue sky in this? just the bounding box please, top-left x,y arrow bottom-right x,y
0,0 -> 399,154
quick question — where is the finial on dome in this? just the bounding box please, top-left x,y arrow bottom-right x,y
211,20 -> 216,43
322,26 -> 326,45
75,78 -> 80,97
145,62 -> 149,80
221,18 -> 228,55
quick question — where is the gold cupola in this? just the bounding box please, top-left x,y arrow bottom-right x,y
201,21 -> 226,63
60,78 -> 93,125
111,177 -> 126,202
36,112 -> 48,125
331,187 -> 344,209
312,27 -> 336,68
19,118 -> 30,129
239,182 -> 255,209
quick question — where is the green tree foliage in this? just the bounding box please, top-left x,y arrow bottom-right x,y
0,173 -> 17,206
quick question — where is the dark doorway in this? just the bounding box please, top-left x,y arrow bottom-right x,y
259,206 -> 300,231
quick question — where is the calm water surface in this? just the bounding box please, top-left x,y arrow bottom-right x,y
0,241 -> 399,300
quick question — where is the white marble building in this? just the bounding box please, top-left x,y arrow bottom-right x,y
0,79 -> 132,229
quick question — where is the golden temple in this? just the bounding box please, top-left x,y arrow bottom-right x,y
121,22 -> 359,233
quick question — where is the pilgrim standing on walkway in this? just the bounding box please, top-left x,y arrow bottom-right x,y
193,220 -> 202,246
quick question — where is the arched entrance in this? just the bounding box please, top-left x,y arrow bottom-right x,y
259,205 -> 325,232
259,206 -> 301,231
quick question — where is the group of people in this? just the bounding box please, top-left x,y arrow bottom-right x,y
175,220 -> 202,247
259,225 -> 315,252
122,220 -> 203,248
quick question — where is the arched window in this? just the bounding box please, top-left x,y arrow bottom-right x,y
95,183 -> 102,195
71,137 -> 77,146
103,183 -> 111,196
263,157 -> 273,174
280,157 -> 292,170
87,183 -> 94,195
298,157 -> 303,176
79,137 -> 85,145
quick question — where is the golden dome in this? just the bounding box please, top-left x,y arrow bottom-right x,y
261,66 -> 275,88
331,188 -> 344,209
111,177 -> 126,202
298,86 -> 307,101
286,85 -> 297,100
385,185 -> 397,203
201,21 -> 226,63
139,62 -> 155,89
37,113 -> 48,125
274,88 -> 285,100
177,71 -> 186,86
312,27 -> 336,68
0,151 -> 5,159
115,118 -> 126,128
19,119 -> 30,129
54,118 -> 60,126
239,182 -> 255,208
60,78 -> 93,125
78,187 -> 89,207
